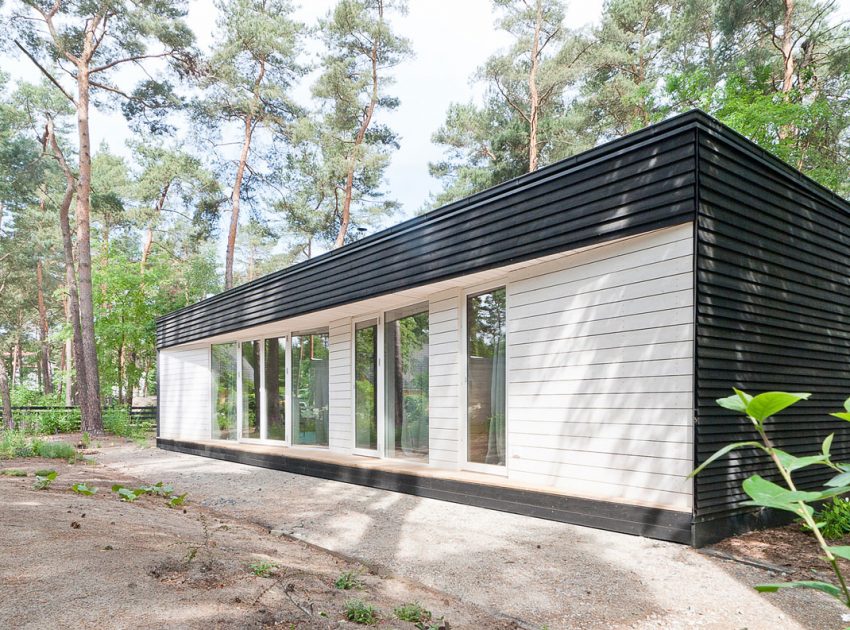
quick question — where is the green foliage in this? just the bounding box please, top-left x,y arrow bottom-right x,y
394,602 -> 431,623
334,570 -> 364,590
0,468 -> 27,476
33,441 -> 76,460
693,389 -> 850,607
344,599 -> 379,625
33,470 -> 57,490
812,498 -> 850,540
0,431 -> 36,459
249,560 -> 278,577
112,484 -> 145,502
71,482 -> 98,496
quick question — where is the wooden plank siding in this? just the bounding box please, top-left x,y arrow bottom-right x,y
156,113 -> 701,350
158,348 -> 211,440
328,319 -> 353,454
693,125 -> 850,545
506,225 -> 694,511
428,291 -> 462,468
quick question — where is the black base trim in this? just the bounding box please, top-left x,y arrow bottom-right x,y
692,509 -> 793,548
157,438 -> 693,544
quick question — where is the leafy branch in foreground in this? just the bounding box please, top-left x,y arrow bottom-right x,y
691,389 -> 850,607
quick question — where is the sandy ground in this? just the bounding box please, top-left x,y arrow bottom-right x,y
0,453 -> 515,629
85,441 -> 850,630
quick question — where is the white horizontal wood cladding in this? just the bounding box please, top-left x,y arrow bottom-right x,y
428,291 -> 461,468
328,318 -> 353,454
506,224 -> 694,511
158,348 -> 211,440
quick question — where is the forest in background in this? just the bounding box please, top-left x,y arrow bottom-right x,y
0,0 -> 848,432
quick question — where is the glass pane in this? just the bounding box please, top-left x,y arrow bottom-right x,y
385,309 -> 429,460
211,343 -> 237,440
466,288 -> 506,465
241,341 -> 261,439
292,331 -> 329,446
354,321 -> 378,450
264,337 -> 286,441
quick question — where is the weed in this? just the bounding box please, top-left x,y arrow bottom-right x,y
168,493 -> 188,507
812,497 -> 850,540
334,570 -> 364,590
394,602 -> 431,623
111,484 -> 144,502
249,561 -> 278,577
80,432 -> 91,448
415,619 -> 449,630
138,481 -> 174,496
34,441 -> 76,460
0,430 -> 35,458
344,599 -> 379,625
71,482 -> 97,495
33,470 -> 57,490
0,469 -> 27,476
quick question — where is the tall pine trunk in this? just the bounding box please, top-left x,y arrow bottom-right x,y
75,61 -> 103,434
37,260 -> 53,394
0,355 -> 11,430
225,116 -> 254,290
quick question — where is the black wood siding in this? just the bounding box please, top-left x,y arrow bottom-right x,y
693,125 -> 850,545
156,115 -> 701,349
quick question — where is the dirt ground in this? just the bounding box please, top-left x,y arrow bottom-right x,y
0,451 -> 515,629
3,438 -> 850,629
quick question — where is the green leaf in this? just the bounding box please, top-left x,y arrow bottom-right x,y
71,482 -> 97,496
741,475 -> 820,516
773,449 -> 829,473
823,433 -> 835,458
717,390 -> 750,414
117,487 -> 141,502
689,441 -> 766,478
827,470 -> 850,488
830,412 -> 850,423
745,392 -> 811,423
168,493 -> 187,507
828,546 -> 850,561
844,397 -> 850,414
755,580 -> 844,601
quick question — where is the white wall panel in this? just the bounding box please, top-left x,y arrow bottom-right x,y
158,347 -> 211,440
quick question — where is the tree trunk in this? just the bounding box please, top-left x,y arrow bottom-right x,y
334,16 -> 380,250
527,0 -> 542,172
37,260 -> 53,394
46,118 -> 90,422
75,61 -> 104,434
0,355 -> 11,430
140,181 -> 170,274
225,116 -> 255,290
781,0 -> 796,97
12,335 -> 21,386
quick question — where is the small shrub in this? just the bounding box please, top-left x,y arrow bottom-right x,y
71,482 -> 97,496
249,561 -> 278,577
33,470 -> 57,490
344,599 -> 379,625
334,570 -> 364,590
0,430 -> 35,458
0,468 -> 27,476
813,497 -> 850,540
34,441 -> 76,460
394,602 -> 431,623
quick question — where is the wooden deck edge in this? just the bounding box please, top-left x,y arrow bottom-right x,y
158,438 -> 693,545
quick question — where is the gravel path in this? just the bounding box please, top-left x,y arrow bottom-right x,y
98,443 -> 844,629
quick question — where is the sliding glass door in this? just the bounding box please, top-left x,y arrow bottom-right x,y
211,343 -> 238,440
354,320 -> 379,452
384,305 -> 429,460
264,337 -> 286,441
466,288 -> 506,467
241,340 -> 261,439
292,331 -> 330,446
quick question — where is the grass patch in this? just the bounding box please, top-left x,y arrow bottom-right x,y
344,599 -> 379,625
249,561 -> 278,577
0,468 -> 27,476
334,570 -> 364,590
34,441 -> 77,460
394,602 -> 431,623
0,430 -> 36,459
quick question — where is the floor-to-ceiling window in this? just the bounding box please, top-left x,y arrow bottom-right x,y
241,340 -> 261,439
466,288 -> 506,466
264,337 -> 286,441
211,343 -> 238,440
292,331 -> 330,446
354,320 -> 378,451
385,304 -> 429,460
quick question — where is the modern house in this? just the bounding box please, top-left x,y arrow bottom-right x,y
155,110 -> 850,547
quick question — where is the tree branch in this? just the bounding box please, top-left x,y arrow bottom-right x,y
90,50 -> 177,75
14,40 -> 76,104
